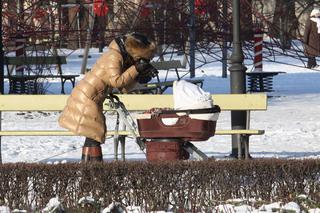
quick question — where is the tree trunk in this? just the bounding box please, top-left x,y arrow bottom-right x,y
273,0 -> 298,49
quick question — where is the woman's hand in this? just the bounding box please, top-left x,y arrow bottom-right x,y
135,59 -> 158,83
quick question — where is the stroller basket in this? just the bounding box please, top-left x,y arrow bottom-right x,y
137,105 -> 221,141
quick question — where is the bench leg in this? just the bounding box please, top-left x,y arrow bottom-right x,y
113,135 -> 126,161
120,120 -> 126,161
61,77 -> 76,94
114,136 -> 119,160
237,134 -> 242,159
241,135 -> 250,160
244,136 -> 250,160
237,134 -> 251,160
115,113 -> 126,161
114,112 -> 120,160
71,78 -> 76,88
120,136 -> 126,161
61,79 -> 65,94
9,80 -> 13,94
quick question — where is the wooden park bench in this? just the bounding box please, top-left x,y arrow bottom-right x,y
151,60 -> 188,81
0,93 -> 267,161
131,60 -> 204,94
4,56 -> 79,94
131,78 -> 204,94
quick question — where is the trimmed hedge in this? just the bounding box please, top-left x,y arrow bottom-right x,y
0,159 -> 319,212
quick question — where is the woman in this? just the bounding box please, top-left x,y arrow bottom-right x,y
304,8 -> 320,68
59,32 -> 157,161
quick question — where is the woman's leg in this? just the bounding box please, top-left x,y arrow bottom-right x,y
81,137 -> 103,162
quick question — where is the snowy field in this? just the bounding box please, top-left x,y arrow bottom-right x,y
1,47 -> 320,164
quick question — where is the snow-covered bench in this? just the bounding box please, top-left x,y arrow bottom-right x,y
4,56 -> 79,94
130,78 -> 204,94
130,60 -> 204,94
151,60 -> 187,80
0,93 -> 267,160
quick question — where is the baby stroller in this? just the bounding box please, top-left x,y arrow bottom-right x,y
106,80 -> 220,161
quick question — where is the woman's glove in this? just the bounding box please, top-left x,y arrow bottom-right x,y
135,59 -> 158,84
135,59 -> 150,72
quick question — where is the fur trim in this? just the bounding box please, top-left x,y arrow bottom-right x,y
124,33 -> 156,60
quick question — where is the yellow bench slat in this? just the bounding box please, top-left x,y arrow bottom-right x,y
0,129 -> 264,136
0,94 -> 267,111
216,130 -> 265,135
115,94 -> 267,111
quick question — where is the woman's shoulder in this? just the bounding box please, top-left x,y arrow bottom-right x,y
96,41 -> 121,59
92,41 -> 122,68
107,40 -> 120,52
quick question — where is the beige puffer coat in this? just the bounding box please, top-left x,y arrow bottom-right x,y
58,35 -> 155,143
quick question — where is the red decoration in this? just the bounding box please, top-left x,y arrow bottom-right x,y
34,8 -> 47,20
93,0 -> 109,17
140,4 -> 150,17
195,0 -> 206,16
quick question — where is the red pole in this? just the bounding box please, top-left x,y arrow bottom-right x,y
254,28 -> 263,72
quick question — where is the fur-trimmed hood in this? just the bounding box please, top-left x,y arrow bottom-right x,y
124,33 -> 156,60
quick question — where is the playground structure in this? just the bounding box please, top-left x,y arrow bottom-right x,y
2,0 -> 320,82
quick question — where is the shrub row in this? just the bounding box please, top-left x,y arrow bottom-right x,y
0,159 -> 319,212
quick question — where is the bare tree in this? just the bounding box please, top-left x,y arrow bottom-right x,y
272,0 -> 299,49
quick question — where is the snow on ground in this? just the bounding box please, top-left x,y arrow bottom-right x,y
1,47 -> 320,163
